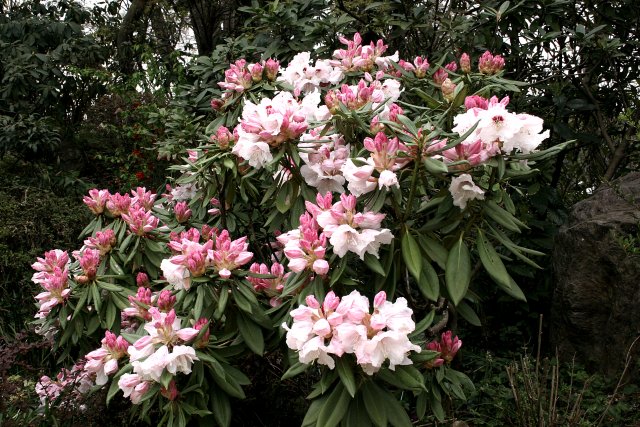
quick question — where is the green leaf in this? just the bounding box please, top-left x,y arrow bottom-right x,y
316,382 -> 351,427
401,230 -> 422,281
281,361 -> 309,380
105,301 -> 116,330
456,301 -> 481,326
417,235 -> 448,269
476,229 -> 511,289
210,387 -> 231,427
445,236 -> 471,305
236,314 -> 264,355
362,381 -> 388,427
385,390 -> 413,427
501,276 -> 527,301
423,157 -> 448,175
363,252 -> 386,276
336,357 -> 357,398
416,261 -> 439,301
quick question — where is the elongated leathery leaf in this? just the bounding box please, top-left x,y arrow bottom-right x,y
445,235 -> 471,305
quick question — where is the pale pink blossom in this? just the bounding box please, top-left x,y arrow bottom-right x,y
330,33 -> 399,73
278,52 -> 344,95
131,187 -> 157,210
31,249 -> 69,284
209,230 -> 253,278
449,174 -> 485,209
118,373 -> 152,404
84,331 -> 129,386
299,131 -> 349,194
84,229 -> 116,256
122,206 -> 159,236
83,189 -> 110,215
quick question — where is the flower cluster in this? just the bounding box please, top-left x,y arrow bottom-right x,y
453,95 -> 549,155
118,308 -> 201,403
277,212 -> 330,275
232,91 -> 330,168
247,262 -> 289,306
305,192 -> 393,259
82,187 -> 161,236
161,227 -> 253,290
324,77 -> 401,113
342,131 -> 411,196
283,290 -> 421,374
84,331 -> 129,386
36,361 -> 93,407
299,131 -> 351,194
425,330 -> 462,368
32,249 -> 71,319
330,33 -> 399,73
278,52 -> 343,96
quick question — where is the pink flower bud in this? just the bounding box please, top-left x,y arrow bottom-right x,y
323,292 -> 340,311
250,62 -> 263,82
156,290 -> 176,312
306,295 -> 320,309
464,95 -> 489,110
136,272 -> 150,287
264,58 -> 280,81
373,291 -> 386,308
161,380 -> 179,401
174,201 -> 192,223
433,68 -> 447,86
211,98 -> 224,111
441,78 -> 456,102
460,53 -> 471,73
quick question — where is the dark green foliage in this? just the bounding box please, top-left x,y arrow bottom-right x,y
0,0 -> 108,159
0,173 -> 91,334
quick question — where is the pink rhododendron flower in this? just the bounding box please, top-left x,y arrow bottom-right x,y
449,174 -> 485,209
131,187 -> 157,210
84,331 -> 129,386
330,32 -> 399,72
342,132 -> 411,196
452,95 -> 549,154
106,192 -> 132,217
83,189 -> 110,215
248,262 -> 289,306
278,213 -> 329,275
34,266 -> 71,318
209,229 -> 253,278
478,50 -> 505,74
460,53 -> 471,73
161,229 -> 214,290
118,373 -> 152,404
283,290 -> 420,374
31,249 -> 69,284
122,206 -> 159,236
173,201 -> 192,223
278,52 -> 343,95
299,131 -> 350,194
304,192 -> 393,259
399,56 -> 430,78
232,91 -> 328,169
73,248 -> 101,282
426,330 -> 462,367
122,286 -> 153,321
218,59 -> 253,94
84,229 -> 116,256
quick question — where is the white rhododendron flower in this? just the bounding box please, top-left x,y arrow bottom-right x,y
449,174 -> 485,209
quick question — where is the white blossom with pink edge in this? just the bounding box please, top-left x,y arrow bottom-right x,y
299,131 -> 350,194
278,51 -> 344,96
452,95 -> 549,155
232,91 -> 329,169
305,192 -> 393,259
449,174 -> 485,209
283,291 -> 421,374
84,331 -> 129,386
342,132 -> 411,196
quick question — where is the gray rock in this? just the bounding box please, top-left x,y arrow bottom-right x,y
551,172 -> 640,379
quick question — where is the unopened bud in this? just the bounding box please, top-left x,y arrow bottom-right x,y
460,53 -> 471,73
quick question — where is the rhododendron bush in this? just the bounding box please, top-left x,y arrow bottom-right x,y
31,33 -> 566,426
